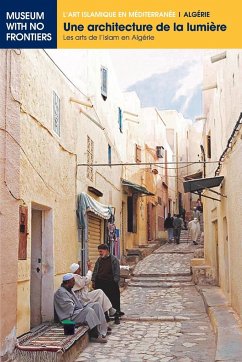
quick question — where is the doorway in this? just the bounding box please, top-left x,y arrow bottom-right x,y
121,202 -> 126,256
30,205 -> 54,328
212,220 -> 219,286
147,202 -> 156,241
223,217 -> 230,296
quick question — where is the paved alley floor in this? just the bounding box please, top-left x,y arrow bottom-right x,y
75,240 -> 216,362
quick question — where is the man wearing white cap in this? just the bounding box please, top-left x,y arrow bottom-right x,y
54,273 -> 108,343
70,262 -> 116,321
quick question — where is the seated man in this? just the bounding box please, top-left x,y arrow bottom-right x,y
70,262 -> 116,321
54,273 -> 108,343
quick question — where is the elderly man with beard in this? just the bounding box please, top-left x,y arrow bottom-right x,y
69,261 -> 116,322
92,244 -> 124,325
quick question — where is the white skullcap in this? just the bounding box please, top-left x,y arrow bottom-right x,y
63,273 -> 75,281
70,263 -> 80,273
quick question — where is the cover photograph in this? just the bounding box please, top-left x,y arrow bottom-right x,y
1,1 -> 242,361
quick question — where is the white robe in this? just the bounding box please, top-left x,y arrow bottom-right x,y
188,219 -> 201,242
72,271 -> 115,314
54,286 -> 107,336
192,209 -> 201,222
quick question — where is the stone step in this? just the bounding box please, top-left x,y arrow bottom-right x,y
133,272 -> 192,278
154,251 -> 194,254
128,282 -> 194,288
131,276 -> 192,283
121,315 -> 191,322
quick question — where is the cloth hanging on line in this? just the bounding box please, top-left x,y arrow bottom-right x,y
77,192 -> 112,242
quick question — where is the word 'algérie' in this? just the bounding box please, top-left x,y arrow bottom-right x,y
132,35 -> 155,41
182,11 -> 210,17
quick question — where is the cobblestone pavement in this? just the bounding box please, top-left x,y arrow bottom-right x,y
75,238 -> 216,361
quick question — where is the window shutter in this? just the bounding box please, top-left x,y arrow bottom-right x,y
53,91 -> 60,136
87,135 -> 94,181
108,144 -> 112,165
88,213 -> 102,265
127,196 -> 133,232
118,107 -> 123,132
136,144 -> 141,163
101,66 -> 108,100
207,135 -> 211,159
18,206 -> 28,260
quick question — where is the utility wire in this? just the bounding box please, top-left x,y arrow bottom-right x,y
156,162 -> 200,170
77,160 -> 219,167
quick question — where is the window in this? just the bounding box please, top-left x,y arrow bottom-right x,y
53,91 -> 60,136
108,144 -> 112,166
135,144 -> 141,163
207,135 -> 211,159
127,195 -> 137,233
118,107 -> 123,132
156,146 -> 164,158
101,66 -> 108,100
87,136 -> 94,181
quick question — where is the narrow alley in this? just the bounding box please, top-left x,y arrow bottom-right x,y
2,48 -> 242,362
75,234 -> 216,362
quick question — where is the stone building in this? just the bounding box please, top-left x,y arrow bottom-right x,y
159,110 -> 202,217
200,50 -> 242,318
0,49 -> 126,357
